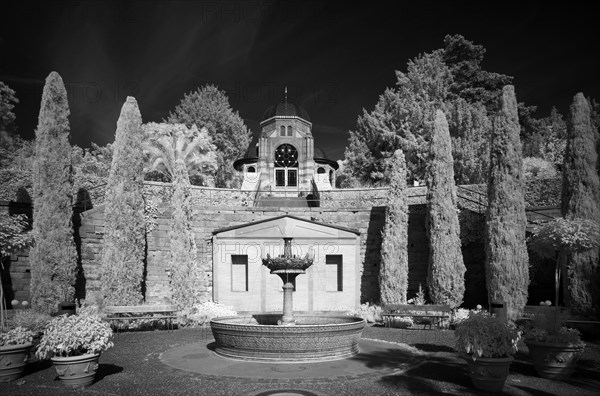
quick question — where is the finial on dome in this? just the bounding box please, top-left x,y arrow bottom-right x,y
284,86 -> 287,105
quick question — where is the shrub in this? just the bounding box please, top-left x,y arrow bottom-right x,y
0,326 -> 35,347
346,302 -> 383,323
36,311 -> 114,359
12,310 -> 52,336
455,310 -> 521,359
176,301 -> 238,327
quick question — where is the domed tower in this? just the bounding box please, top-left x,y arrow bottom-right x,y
234,101 -> 338,193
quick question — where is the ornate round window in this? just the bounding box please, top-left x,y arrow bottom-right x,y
274,144 -> 298,168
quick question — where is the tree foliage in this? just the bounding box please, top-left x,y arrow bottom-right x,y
426,110 -> 465,309
143,122 -> 217,185
167,85 -> 251,188
484,85 -> 529,322
379,149 -> 409,304
342,35 -> 510,185
0,212 -> 32,257
560,93 -> 600,312
143,123 -> 216,309
30,71 -> 77,314
0,81 -> 18,134
100,97 -> 146,306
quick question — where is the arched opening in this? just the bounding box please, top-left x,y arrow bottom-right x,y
274,144 -> 298,187
287,125 -> 293,136
280,125 -> 286,136
247,166 -> 256,173
317,167 -> 326,174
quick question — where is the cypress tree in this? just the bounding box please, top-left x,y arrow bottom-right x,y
379,149 -> 409,304
169,158 -> 201,309
30,71 -> 77,314
426,110 -> 466,309
100,97 -> 146,305
561,93 -> 600,311
485,85 -> 529,321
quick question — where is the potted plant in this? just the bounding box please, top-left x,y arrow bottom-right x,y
0,326 -> 35,382
454,310 -> 521,392
35,310 -> 114,389
526,217 -> 600,380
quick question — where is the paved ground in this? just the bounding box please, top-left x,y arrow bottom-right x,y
3,325 -> 600,395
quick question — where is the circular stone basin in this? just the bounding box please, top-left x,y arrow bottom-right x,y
210,314 -> 366,362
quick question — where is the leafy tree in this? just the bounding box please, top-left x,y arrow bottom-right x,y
442,34 -> 513,111
379,149 -> 409,304
0,81 -> 18,134
343,35 -> 510,185
30,72 -> 77,314
485,85 -> 529,322
446,98 -> 492,184
0,132 -> 34,202
523,157 -> 557,180
344,52 -> 449,185
72,142 -> 113,209
561,93 -> 600,312
426,110 -> 465,309
0,212 -> 32,257
167,85 -> 252,188
143,123 -> 217,309
100,97 -> 146,306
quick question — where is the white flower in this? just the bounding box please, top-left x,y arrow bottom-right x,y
21,301 -> 29,306
11,299 -> 19,306
544,300 -> 552,306
476,304 -> 482,310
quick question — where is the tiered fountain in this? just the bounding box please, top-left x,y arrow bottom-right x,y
210,237 -> 365,362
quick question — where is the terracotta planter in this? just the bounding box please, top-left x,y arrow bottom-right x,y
462,354 -> 514,392
0,343 -> 33,382
525,340 -> 584,380
51,353 -> 100,389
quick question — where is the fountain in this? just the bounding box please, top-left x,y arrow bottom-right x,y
210,237 -> 365,362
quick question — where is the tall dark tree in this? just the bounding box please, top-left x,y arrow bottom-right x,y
485,85 -> 529,322
379,149 -> 409,304
167,85 -> 252,188
100,97 -> 146,306
426,110 -> 465,309
30,72 -> 77,314
561,93 -> 600,312
442,34 -> 512,110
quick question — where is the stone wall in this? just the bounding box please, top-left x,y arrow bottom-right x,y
77,205 -> 389,306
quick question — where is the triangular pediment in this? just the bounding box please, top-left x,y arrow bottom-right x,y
213,215 -> 359,239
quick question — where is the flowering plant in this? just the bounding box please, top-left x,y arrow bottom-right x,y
0,326 -> 35,347
521,311 -> 585,348
35,311 -> 114,359
176,301 -> 238,327
454,311 -> 521,359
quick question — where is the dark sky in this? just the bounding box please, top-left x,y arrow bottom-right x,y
1,1 -> 599,161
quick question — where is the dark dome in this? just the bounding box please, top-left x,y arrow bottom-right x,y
314,147 -> 328,159
262,102 -> 311,122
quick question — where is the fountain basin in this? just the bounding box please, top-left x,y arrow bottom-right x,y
210,315 -> 366,362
